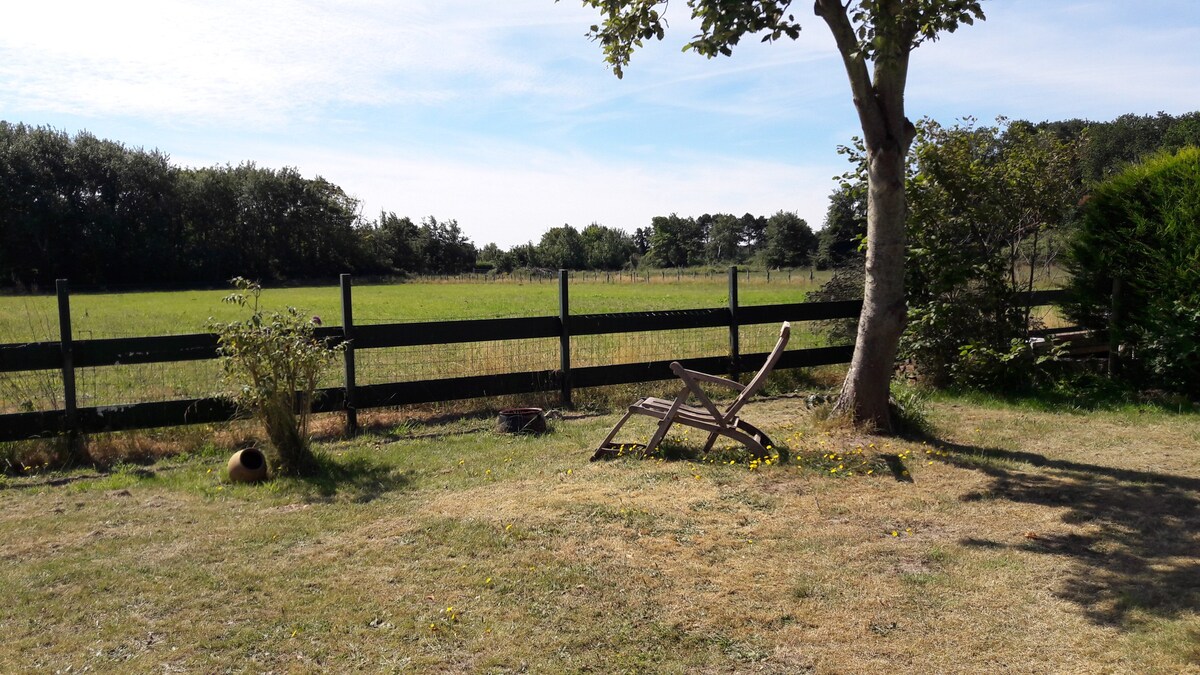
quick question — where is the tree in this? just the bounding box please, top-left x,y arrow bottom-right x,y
646,213 -> 703,267
763,210 -> 816,267
575,0 -> 986,430
1067,147 -> 1200,395
538,224 -> 588,269
903,117 -> 1080,388
815,184 -> 867,269
705,213 -> 743,263
581,222 -> 636,269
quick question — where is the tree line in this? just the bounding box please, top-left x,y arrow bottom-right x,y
3,112 -> 1197,289
0,123 -> 477,288
477,210 -> 817,273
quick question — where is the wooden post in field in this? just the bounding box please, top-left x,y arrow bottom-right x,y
728,266 -> 740,380
340,274 -> 358,436
558,269 -> 573,409
56,279 -> 81,454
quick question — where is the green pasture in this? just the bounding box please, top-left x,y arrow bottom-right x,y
0,274 -> 836,414
0,272 -> 831,343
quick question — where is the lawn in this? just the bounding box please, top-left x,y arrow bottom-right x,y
1,394 -> 1197,672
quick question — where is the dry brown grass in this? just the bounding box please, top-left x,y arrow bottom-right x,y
1,395 -> 1197,673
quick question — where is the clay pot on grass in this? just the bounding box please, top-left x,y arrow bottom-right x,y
227,447 -> 269,483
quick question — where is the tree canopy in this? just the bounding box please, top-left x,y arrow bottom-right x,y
574,0 -> 987,429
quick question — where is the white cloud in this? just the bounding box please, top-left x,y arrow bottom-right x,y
0,0 -> 602,128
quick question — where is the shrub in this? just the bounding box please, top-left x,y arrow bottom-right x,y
1067,147 -> 1200,396
208,278 -> 343,476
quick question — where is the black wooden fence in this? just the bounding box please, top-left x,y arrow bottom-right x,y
0,269 -> 1068,443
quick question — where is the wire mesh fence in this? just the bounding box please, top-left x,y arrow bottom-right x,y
356,338 -> 560,386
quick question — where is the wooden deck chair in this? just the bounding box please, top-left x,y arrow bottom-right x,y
591,322 -> 790,461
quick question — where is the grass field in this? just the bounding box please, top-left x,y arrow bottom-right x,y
0,272 -> 833,342
0,274 -> 836,415
1,393 -> 1196,672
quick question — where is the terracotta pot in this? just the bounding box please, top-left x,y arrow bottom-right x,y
227,447 -> 268,483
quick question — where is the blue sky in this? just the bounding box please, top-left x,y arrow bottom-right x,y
2,0 -> 1198,247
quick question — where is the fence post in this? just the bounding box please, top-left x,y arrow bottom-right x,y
728,266 -> 740,380
340,274 -> 358,436
56,279 -> 82,453
558,269 -> 573,409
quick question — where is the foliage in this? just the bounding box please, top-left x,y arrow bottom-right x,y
763,210 -> 815,268
902,117 -> 1081,388
1067,147 -> 1200,396
208,278 -> 343,476
1036,112 -> 1200,186
645,213 -> 705,267
815,184 -> 866,270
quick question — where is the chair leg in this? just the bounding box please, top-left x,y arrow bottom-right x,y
643,417 -> 674,456
591,411 -> 634,461
702,431 -> 719,453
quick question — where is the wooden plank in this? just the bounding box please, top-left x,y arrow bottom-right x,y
570,308 -> 728,336
76,397 -> 240,433
1022,288 -> 1069,306
0,409 -> 65,442
73,333 -> 220,367
355,370 -> 559,408
353,316 -> 560,349
0,342 -> 61,372
738,300 -> 862,325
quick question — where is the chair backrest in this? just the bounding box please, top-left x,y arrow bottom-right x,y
724,321 -> 790,419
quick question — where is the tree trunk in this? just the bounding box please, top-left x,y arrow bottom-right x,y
833,144 -> 908,431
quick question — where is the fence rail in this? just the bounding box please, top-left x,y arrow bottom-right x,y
0,270 -> 1069,443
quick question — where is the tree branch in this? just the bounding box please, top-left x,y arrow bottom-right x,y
813,0 -> 885,144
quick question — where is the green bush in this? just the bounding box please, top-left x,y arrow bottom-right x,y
208,278 -> 343,476
1067,147 -> 1200,395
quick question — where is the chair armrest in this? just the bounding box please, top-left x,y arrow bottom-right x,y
670,363 -> 745,391
669,362 -> 727,421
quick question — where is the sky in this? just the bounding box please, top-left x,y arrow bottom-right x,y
2,0 -> 1198,248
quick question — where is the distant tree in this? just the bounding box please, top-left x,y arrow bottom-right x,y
632,226 -> 650,254
646,213 -> 703,267
581,222 -> 636,269
815,184 -> 867,269
538,224 -> 587,269
763,210 -> 816,267
373,212 -> 421,272
415,216 -> 476,274
477,242 -> 515,273
576,0 -> 988,429
705,213 -> 742,263
739,212 -> 768,254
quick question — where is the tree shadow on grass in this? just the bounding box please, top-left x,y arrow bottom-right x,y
934,438 -> 1200,628
290,452 -> 412,503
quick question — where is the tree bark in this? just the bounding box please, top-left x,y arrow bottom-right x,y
816,0 -> 917,431
832,144 -> 908,430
